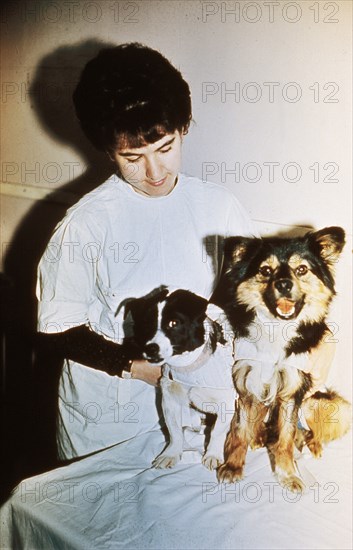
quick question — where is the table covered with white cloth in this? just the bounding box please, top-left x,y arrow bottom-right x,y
1,424 -> 351,549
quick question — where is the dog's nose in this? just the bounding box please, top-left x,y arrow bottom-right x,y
274,278 -> 293,294
144,343 -> 160,358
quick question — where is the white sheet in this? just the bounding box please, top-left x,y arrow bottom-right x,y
1,425 -> 352,549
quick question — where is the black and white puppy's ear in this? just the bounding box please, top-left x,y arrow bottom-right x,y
307,227 -> 345,266
119,298 -> 142,338
118,285 -> 169,320
117,285 -> 170,338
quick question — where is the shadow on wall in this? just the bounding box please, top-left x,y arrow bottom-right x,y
1,39 -> 118,503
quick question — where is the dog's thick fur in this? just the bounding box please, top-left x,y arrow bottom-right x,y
213,227 -> 351,491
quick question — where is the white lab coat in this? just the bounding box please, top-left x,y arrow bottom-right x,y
37,173 -> 256,459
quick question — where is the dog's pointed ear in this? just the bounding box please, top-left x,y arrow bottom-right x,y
223,236 -> 261,269
308,227 -> 345,264
224,237 -> 249,264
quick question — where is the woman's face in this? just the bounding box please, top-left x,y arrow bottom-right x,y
111,130 -> 182,197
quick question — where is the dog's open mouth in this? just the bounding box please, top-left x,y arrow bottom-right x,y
275,298 -> 298,319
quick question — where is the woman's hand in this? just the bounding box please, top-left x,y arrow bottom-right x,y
130,359 -> 162,386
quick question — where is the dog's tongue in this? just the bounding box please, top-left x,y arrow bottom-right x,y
276,298 -> 295,317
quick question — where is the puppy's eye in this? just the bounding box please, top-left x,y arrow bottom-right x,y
259,265 -> 273,277
296,265 -> 308,276
168,319 -> 180,328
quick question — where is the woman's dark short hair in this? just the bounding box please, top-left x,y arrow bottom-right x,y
73,43 -> 192,153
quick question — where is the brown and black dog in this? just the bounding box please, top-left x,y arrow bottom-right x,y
213,227 -> 351,491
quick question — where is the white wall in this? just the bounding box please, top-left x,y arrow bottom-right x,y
1,0 -> 352,393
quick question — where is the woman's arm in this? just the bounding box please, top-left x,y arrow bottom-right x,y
37,325 -> 162,385
36,325 -> 140,377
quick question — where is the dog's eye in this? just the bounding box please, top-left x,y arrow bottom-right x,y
259,265 -> 273,277
296,265 -> 308,276
168,319 -> 180,328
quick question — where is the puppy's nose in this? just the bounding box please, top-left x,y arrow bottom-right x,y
144,343 -> 160,358
274,278 -> 293,294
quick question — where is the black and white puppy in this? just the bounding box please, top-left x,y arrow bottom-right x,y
122,286 -> 235,470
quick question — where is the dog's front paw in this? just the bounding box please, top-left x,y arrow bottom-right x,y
202,454 -> 223,471
152,452 -> 182,469
217,463 -> 244,483
277,473 -> 305,493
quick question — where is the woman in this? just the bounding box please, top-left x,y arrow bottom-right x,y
36,43 -> 256,460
